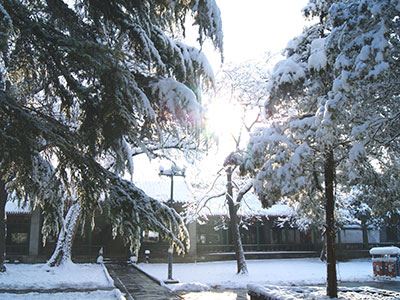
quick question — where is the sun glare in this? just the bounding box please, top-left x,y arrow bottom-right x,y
206,100 -> 242,139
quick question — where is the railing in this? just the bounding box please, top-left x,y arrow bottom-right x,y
6,244 -> 29,255
72,244 -> 104,261
197,243 -> 318,254
337,242 -> 400,250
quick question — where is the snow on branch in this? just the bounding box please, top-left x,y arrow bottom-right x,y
270,55 -> 306,86
191,0 -> 223,55
0,93 -> 190,254
150,78 -> 202,126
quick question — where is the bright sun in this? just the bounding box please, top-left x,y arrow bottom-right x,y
205,100 -> 242,140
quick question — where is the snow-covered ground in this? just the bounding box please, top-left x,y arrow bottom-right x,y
139,258 -> 375,291
140,258 -> 400,299
0,290 -> 124,300
0,263 -> 123,299
247,284 -> 400,300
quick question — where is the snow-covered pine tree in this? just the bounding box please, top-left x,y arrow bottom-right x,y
243,0 -> 399,297
0,0 -> 222,267
349,155 -> 400,231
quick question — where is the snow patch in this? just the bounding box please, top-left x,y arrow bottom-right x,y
271,55 -> 306,86
349,142 -> 366,163
0,263 -> 113,290
0,290 -> 124,300
369,246 -> 400,256
5,199 -> 30,215
168,282 -> 210,292
139,258 -> 373,289
308,38 -> 327,71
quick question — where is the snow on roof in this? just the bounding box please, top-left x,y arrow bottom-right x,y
131,155 -> 194,203
196,190 -> 294,218
131,154 -> 294,217
5,200 -> 30,215
369,246 -> 400,256
342,224 -> 376,230
133,176 -> 193,203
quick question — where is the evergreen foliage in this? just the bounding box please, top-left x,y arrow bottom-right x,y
243,0 -> 399,297
0,0 -> 222,255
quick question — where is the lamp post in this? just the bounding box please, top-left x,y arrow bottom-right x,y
159,165 -> 185,284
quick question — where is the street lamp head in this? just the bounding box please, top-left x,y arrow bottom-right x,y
159,165 -> 185,177
171,165 -> 185,177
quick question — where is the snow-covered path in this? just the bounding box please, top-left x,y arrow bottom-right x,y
0,290 -> 124,300
0,263 -> 123,299
139,258 -> 373,290
0,263 -> 113,290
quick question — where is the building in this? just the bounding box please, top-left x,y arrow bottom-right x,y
4,156 -> 400,262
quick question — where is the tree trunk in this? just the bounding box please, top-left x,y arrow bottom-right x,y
47,203 -> 81,267
361,218 -> 369,249
324,149 -> 338,298
319,235 -> 326,262
0,179 -> 6,272
226,167 -> 248,274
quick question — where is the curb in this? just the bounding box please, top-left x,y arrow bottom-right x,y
101,262 -> 116,287
131,263 -> 163,286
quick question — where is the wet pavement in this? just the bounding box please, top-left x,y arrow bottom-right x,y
179,289 -> 248,300
106,263 -> 181,300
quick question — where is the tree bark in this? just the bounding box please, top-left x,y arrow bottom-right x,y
361,218 -> 369,249
324,148 -> 338,298
47,203 -> 81,267
226,167 -> 248,274
0,179 -> 6,272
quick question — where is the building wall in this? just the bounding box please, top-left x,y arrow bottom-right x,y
5,214 -> 30,256
5,212 -> 400,262
339,228 -> 380,244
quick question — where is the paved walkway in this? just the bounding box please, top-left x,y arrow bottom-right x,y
106,263 -> 181,300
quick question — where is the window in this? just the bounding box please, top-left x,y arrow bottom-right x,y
142,230 -> 159,243
10,232 -> 28,244
272,229 -> 283,244
6,215 -> 30,255
386,226 -> 398,242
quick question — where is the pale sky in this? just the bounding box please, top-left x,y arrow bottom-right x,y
205,0 -> 309,68
200,0 -> 310,163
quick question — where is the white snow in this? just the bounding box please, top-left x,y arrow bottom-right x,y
5,200 -> 30,215
0,290 -> 124,300
139,258 -> 374,290
195,191 -> 294,217
168,282 -> 209,292
248,284 -> 400,300
271,55 -> 306,85
0,263 -> 114,290
150,78 -> 202,123
308,38 -> 327,71
369,246 -> 400,256
131,154 -> 294,218
132,156 -> 193,204
248,284 -> 298,300
349,142 -> 366,163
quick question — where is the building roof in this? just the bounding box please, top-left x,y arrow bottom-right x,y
4,155 -> 294,218
195,190 -> 293,218
132,156 -> 192,203
132,155 -> 293,218
5,200 -> 31,215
